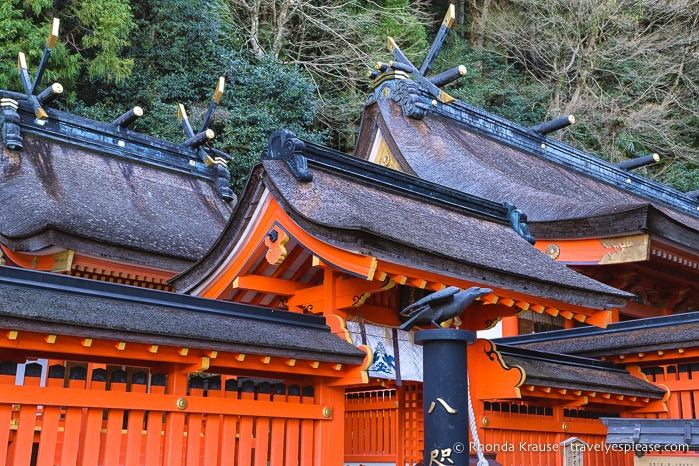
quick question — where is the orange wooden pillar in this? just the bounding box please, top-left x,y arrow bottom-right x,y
501,315 -> 519,337
162,365 -> 189,466
313,380 -> 345,466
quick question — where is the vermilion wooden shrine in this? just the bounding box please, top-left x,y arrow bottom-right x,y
1,12 -> 698,466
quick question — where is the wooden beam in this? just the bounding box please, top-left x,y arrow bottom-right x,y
232,275 -> 309,296
535,234 -> 650,264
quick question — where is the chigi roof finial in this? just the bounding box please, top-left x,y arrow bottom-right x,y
176,77 -> 234,202
368,5 -> 467,119
15,18 -> 63,121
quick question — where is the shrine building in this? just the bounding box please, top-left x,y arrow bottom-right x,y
0,12 -> 698,466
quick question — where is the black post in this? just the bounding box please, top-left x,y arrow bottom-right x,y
615,154 -> 660,170
530,115 -> 575,135
415,328 -> 476,466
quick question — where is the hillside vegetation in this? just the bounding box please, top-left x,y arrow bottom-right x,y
2,0 -> 697,192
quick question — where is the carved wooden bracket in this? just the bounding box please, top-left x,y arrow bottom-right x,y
261,129 -> 313,182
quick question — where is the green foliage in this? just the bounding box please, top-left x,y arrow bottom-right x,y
0,0 -> 134,100
62,0 -> 325,194
429,37 -> 548,127
72,0 -> 136,83
219,57 -> 328,191
376,0 -> 428,54
0,0 -> 80,92
656,161 -> 699,193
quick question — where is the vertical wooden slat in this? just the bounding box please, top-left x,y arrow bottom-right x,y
36,404 -> 61,465
81,370 -> 107,466
104,372 -> 127,466
61,373 -> 88,465
11,403 -> 38,466
345,395 -> 355,455
125,372 -> 148,466
253,416 -> 270,465
369,392 -> 377,455
124,410 -> 145,464
144,376 -> 166,466
665,366 -> 682,418
186,379 -> 205,466
357,395 -> 366,455
678,365 -> 694,419
220,379 -> 239,466
386,392 -> 395,456
162,411 -> 186,466
202,378 -> 223,465
237,388 -> 255,466
285,387 -> 302,466
163,372 -> 188,466
81,407 -> 104,466
692,365 -> 699,419
269,387 -> 287,466
0,397 -> 12,465
185,412 -> 202,466
36,365 -> 65,465
253,385 -> 271,466
299,388 -> 315,466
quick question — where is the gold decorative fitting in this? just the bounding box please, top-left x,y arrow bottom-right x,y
176,398 -> 188,410
17,52 -> 27,71
562,423 -> 569,431
382,87 -> 390,97
213,77 -> 225,104
47,18 -> 60,48
265,227 -> 290,265
482,417 -> 489,426
322,407 -> 332,418
544,243 -> 561,260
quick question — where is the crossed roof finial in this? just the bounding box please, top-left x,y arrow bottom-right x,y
15,18 -> 63,120
370,5 -> 466,105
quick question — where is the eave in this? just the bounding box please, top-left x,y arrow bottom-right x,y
173,184 -> 618,331
498,312 -> 699,365
0,266 -> 368,375
470,340 -> 668,413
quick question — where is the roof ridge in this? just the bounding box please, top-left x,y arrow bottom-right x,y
366,76 -> 699,219
262,129 -> 537,243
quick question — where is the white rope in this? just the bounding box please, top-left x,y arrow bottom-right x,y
467,373 -> 489,466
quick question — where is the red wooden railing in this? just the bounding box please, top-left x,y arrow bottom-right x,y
344,387 -> 637,466
1,361 -> 327,466
345,388 -> 398,463
344,383 -> 423,466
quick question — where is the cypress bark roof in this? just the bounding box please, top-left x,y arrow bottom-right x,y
355,96 -> 699,248
0,100 -> 233,271
496,312 -> 699,358
496,344 -> 667,399
173,135 -> 631,310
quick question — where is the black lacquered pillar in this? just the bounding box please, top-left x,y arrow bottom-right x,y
415,328 -> 476,466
